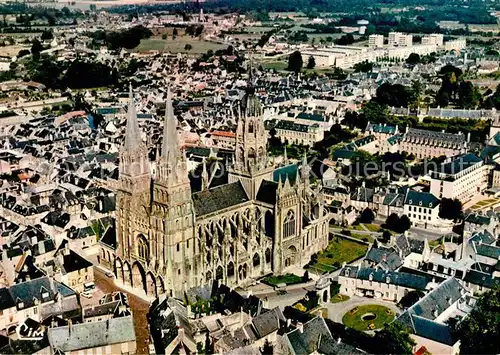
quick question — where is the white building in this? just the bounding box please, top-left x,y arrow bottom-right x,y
369,34 -> 384,48
422,33 -> 444,46
388,32 -> 413,47
429,153 -> 490,202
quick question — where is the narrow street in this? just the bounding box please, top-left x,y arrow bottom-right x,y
94,267 -> 151,355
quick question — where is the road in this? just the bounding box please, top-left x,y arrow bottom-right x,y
94,267 -> 151,355
333,221 -> 447,242
326,295 -> 401,324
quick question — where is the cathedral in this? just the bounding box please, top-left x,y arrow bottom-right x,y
113,84 -> 331,298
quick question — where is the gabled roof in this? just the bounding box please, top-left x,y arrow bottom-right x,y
273,164 -> 298,185
48,315 -> 136,352
193,181 -> 249,216
285,316 -> 333,355
256,180 -> 278,205
405,190 -> 439,209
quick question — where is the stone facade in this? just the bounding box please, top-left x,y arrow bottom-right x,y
399,128 -> 468,159
112,86 -> 330,298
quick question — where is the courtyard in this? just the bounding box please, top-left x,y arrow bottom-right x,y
342,304 -> 395,331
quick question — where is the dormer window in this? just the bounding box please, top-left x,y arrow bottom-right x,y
17,299 -> 24,309
419,201 -> 422,206
409,200 -> 412,204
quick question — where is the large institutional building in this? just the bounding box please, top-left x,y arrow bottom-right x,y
112,86 -> 330,297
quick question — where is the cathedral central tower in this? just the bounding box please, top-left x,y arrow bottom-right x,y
228,79 -> 274,199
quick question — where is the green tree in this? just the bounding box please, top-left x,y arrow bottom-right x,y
454,289 -> 500,354
359,208 -> 375,224
287,50 -> 303,73
438,198 -> 462,221
398,290 -> 424,309
31,39 -> 43,60
172,27 -> 178,38
458,81 -> 481,109
335,33 -> 354,45
41,29 -> 53,41
374,322 -> 416,354
406,53 -> 420,65
399,215 -> 411,233
184,43 -> 193,51
161,33 -> 167,40
353,60 -> 373,73
307,55 -> 315,69
410,80 -> 424,110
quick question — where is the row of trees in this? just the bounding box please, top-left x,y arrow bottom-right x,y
89,25 -> 153,50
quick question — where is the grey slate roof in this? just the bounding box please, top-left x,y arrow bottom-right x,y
48,315 -> 136,352
193,181 -> 249,216
475,243 -> 500,259
397,278 -> 466,346
356,268 -> 429,290
285,316 -> 333,355
405,190 -> 439,208
9,276 -> 75,309
256,180 -> 278,205
437,153 -> 482,177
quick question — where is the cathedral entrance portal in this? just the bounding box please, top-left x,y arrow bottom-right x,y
285,245 -> 298,267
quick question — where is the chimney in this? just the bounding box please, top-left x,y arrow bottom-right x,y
286,318 -> 291,327
297,322 -> 303,333
68,319 -> 72,334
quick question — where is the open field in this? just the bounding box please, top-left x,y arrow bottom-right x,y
132,36 -> 226,54
0,45 -> 29,57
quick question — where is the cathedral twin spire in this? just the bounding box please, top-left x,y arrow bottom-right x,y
156,87 -> 188,186
120,84 -> 150,179
120,85 -> 185,186
162,88 -> 181,164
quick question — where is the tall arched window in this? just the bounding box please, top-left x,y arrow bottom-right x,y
283,210 -> 296,238
248,121 -> 255,134
137,235 -> 149,260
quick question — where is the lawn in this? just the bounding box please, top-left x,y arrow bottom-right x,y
263,273 -> 302,287
364,224 -> 382,233
331,294 -> 350,304
132,36 -> 226,54
350,233 -> 374,243
261,60 -> 288,71
342,304 -> 395,331
308,237 -> 369,273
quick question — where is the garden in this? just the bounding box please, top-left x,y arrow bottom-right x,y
342,304 -> 395,331
262,273 -> 303,287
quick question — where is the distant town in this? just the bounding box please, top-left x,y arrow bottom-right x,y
0,0 -> 499,354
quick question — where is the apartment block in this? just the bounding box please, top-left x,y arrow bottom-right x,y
369,34 -> 384,48
429,153 -> 490,202
388,32 -> 413,47
422,33 -> 444,46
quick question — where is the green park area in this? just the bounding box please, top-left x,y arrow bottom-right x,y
133,36 -> 226,54
342,305 -> 395,331
262,273 -> 303,287
308,237 -> 368,273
